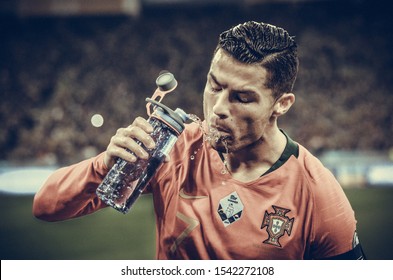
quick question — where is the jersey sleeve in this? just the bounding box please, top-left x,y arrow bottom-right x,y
303,150 -> 361,259
32,152 -> 109,222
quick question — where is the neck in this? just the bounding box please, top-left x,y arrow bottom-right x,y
223,127 -> 287,182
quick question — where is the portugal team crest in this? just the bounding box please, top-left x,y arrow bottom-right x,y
261,205 -> 294,247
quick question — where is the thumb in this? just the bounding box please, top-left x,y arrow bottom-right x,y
164,154 -> 171,163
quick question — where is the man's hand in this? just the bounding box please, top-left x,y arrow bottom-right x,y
103,117 -> 156,169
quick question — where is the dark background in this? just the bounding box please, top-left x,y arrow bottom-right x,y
1,0 -> 392,166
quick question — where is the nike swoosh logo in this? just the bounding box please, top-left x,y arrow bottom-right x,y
179,188 -> 208,199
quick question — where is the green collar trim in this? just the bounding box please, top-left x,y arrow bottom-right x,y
217,130 -> 299,177
262,130 -> 299,176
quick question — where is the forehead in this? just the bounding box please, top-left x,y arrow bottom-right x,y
209,49 -> 269,91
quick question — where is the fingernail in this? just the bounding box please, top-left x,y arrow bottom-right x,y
146,138 -> 155,149
139,148 -> 148,158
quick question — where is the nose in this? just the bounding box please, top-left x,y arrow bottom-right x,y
212,90 -> 230,118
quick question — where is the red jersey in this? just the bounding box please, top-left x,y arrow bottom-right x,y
34,122 -> 362,259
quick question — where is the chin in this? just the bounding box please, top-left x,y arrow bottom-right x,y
211,144 -> 228,153
209,137 -> 232,153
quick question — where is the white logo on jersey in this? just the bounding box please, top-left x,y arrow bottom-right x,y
217,191 -> 244,227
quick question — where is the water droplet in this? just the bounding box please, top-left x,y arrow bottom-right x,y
188,114 -> 205,160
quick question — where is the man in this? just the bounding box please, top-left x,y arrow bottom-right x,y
33,21 -> 365,259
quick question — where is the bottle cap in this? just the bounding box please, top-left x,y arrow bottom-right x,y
145,98 -> 190,134
156,71 -> 178,91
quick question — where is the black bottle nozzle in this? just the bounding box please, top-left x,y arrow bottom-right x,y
145,98 -> 190,128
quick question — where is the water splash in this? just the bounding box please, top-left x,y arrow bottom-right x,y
221,139 -> 229,174
188,114 -> 226,144
188,114 -> 229,175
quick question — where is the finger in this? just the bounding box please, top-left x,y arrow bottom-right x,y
120,126 -> 155,150
132,117 -> 154,134
109,145 -> 138,163
124,121 -> 156,149
104,117 -> 156,168
104,143 -> 137,169
111,134 -> 150,160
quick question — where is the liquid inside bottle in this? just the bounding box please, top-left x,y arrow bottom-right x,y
96,117 -> 180,214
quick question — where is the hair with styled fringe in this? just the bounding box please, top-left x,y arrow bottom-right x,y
216,21 -> 299,99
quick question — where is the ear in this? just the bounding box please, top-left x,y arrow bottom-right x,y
272,93 -> 295,117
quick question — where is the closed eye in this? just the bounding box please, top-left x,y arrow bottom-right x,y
209,80 -> 223,93
235,92 -> 254,103
211,85 -> 223,93
237,95 -> 250,103
208,73 -> 224,94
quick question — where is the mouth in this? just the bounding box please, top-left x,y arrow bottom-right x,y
208,125 -> 232,142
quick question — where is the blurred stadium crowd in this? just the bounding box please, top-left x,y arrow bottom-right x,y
1,1 -> 392,166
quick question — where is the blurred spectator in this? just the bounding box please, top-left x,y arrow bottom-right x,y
1,1 -> 392,165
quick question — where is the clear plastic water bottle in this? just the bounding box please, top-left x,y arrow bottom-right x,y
96,72 -> 190,214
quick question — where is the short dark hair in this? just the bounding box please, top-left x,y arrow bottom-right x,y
216,21 -> 299,99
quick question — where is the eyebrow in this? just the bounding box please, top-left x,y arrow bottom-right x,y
209,72 -> 222,86
209,72 -> 258,95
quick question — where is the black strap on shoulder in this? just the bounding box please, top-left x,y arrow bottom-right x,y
321,244 -> 367,260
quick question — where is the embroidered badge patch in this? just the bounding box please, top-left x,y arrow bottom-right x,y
261,205 -> 294,247
217,191 -> 244,227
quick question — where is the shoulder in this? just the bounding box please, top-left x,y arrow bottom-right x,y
180,122 -> 204,144
296,144 -> 338,186
171,122 -> 204,157
295,144 -> 351,219
297,145 -> 357,258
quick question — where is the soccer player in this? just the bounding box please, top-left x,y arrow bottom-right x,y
33,21 -> 365,259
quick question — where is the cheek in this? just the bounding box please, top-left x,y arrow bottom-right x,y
241,120 -> 261,137
237,112 -> 270,137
